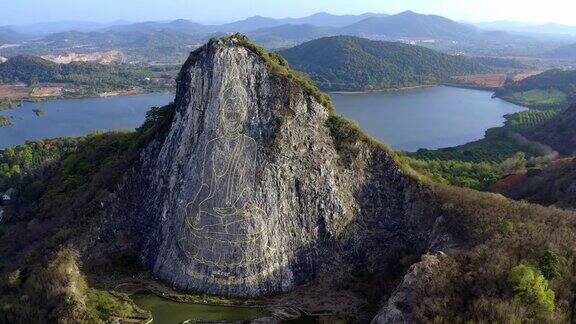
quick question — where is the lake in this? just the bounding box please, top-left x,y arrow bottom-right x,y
130,293 -> 263,324
0,86 -> 525,151
0,93 -> 174,149
332,86 -> 525,152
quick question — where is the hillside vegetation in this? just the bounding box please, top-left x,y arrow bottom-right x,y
405,109 -> 557,190
522,104 -> 576,155
497,69 -> 576,109
418,184 -> 576,323
280,36 -> 489,91
493,158 -> 576,209
0,55 -> 173,95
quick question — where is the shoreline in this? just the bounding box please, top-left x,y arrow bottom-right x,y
442,82 -> 500,92
0,88 -> 175,109
328,84 -> 437,94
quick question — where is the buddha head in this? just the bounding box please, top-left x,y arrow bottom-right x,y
218,84 -> 248,136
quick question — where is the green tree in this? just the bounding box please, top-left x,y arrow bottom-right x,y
508,264 -> 555,314
3,147 -> 15,161
539,251 -> 561,280
17,146 -> 33,167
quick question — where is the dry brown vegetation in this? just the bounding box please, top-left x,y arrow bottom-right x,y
454,74 -> 508,88
453,71 -> 542,89
411,184 -> 576,322
0,84 -> 30,100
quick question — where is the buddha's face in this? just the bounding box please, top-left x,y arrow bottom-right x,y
219,85 -> 248,135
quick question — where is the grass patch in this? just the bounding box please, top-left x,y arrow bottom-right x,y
87,290 -> 146,322
503,89 -> 567,107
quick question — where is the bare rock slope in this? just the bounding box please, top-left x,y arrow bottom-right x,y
106,36 -> 438,297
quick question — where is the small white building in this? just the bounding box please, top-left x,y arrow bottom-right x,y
1,194 -> 9,201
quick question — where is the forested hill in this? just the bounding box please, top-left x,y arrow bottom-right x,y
522,104 -> 576,155
0,55 -> 172,93
496,69 -> 576,108
341,10 -> 477,40
279,36 -> 489,91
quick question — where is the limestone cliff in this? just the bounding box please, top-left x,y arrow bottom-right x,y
105,35 -> 436,297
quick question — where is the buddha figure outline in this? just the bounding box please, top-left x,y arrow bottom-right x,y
177,61 -> 269,270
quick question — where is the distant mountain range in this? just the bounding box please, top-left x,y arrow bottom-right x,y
475,21 -> 576,36
280,36 -> 489,91
9,21 -> 129,36
342,11 -> 477,40
0,11 -> 571,62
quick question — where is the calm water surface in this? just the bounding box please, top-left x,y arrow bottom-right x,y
0,86 -> 525,151
332,86 -> 526,152
0,93 -> 173,149
130,293 -> 262,324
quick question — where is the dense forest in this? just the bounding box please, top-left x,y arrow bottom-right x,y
0,55 -> 174,94
0,138 -> 84,194
280,36 -> 489,91
497,69 -> 576,109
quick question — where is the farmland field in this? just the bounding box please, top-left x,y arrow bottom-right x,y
501,89 -> 567,106
453,74 -> 507,88
503,109 -> 560,131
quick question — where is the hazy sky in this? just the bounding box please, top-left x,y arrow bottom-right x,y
2,0 -> 576,26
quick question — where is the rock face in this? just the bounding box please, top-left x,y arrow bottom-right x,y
106,37 -> 436,297
371,254 -> 440,324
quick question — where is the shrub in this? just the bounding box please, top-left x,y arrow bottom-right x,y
508,264 -> 555,314
539,251 -> 561,280
5,270 -> 21,289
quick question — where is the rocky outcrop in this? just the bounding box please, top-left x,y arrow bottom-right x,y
104,36 -> 437,297
371,254 -> 440,324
